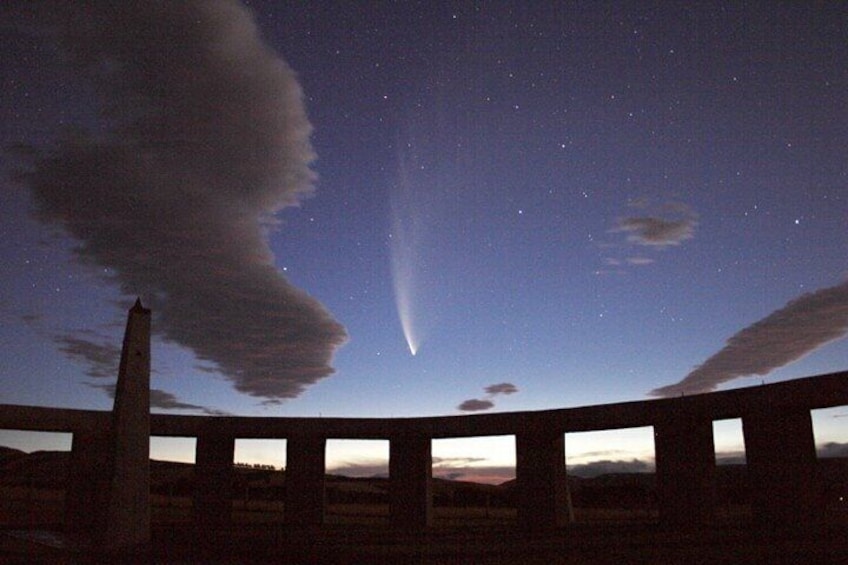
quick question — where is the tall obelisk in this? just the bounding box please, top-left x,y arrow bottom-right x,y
103,298 -> 151,549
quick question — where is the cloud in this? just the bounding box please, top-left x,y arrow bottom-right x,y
16,1 -> 347,402
90,383 -> 228,416
714,450 -> 747,466
432,457 -> 514,484
457,399 -> 495,412
457,382 -> 519,412
54,333 -> 121,379
20,313 -> 43,324
329,456 -> 521,482
484,382 -> 518,395
326,461 -> 389,479
569,449 -> 638,462
149,389 -> 231,416
613,202 -> 698,247
626,257 -> 654,266
615,217 -> 695,246
433,466 -> 516,485
433,456 -> 488,467
597,200 -> 697,275
651,280 -> 848,397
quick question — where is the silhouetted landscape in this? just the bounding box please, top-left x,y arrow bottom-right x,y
5,447 -> 848,513
3,446 -> 847,563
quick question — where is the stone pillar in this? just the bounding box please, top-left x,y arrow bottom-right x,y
285,436 -> 326,525
654,416 -> 715,525
743,408 -> 818,527
65,299 -> 151,549
193,434 -> 235,527
515,428 -> 568,529
65,427 -> 113,539
389,434 -> 432,529
103,299 -> 151,549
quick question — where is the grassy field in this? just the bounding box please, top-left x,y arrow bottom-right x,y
0,486 -> 65,527
1,487 -> 846,563
0,485 -> 759,528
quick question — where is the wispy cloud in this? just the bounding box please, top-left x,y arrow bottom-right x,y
432,457 -> 514,484
484,382 -> 518,395
614,217 -> 695,247
612,201 -> 698,247
651,280 -> 848,397
433,456 -> 488,467
16,1 -> 347,402
54,333 -> 120,379
596,200 -> 697,275
568,449 -> 640,462
328,456 -> 510,480
90,383 -> 228,416
326,460 -> 389,478
457,382 -> 519,412
149,389 -> 231,416
20,313 -> 43,324
626,257 -> 654,266
434,466 -> 516,485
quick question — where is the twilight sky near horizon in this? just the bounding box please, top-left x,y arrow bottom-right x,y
1,1 -> 846,477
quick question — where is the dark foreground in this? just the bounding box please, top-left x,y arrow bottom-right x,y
3,522 -> 848,564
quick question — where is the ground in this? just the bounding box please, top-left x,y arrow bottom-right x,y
3,521 -> 848,564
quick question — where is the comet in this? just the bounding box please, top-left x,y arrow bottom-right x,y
389,144 -> 430,356
391,249 -> 419,356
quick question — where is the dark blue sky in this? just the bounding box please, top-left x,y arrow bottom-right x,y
1,2 -> 846,473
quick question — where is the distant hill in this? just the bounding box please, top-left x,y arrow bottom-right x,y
0,450 -> 69,488
0,446 -> 26,463
2,448 -> 846,509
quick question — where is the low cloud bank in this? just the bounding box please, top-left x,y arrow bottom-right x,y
568,458 -> 653,478
16,1 -> 346,403
326,461 -> 389,479
651,280 -> 848,397
433,457 -> 514,484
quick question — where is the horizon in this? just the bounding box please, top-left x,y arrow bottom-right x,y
2,401 -> 846,485
6,433 -> 845,484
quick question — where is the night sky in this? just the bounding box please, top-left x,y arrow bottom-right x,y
1,1 -> 846,479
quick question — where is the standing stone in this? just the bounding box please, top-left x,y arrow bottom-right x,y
193,433 -> 235,528
103,298 -> 151,549
743,408 -> 818,529
654,415 -> 716,526
285,436 -> 327,525
516,426 -> 569,529
389,434 -> 432,529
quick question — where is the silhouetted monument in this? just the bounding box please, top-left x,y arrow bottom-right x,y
65,299 -> 151,550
